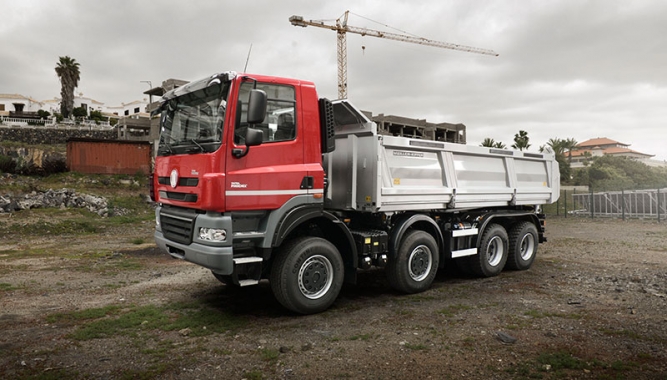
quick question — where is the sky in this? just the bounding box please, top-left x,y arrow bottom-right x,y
1,0 -> 666,161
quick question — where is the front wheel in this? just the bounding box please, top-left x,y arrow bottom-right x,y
270,237 -> 344,314
505,222 -> 538,270
387,230 -> 440,293
465,223 -> 508,277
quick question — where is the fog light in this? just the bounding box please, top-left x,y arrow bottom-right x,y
199,227 -> 227,242
155,213 -> 161,231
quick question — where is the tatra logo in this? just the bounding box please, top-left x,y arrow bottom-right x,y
230,182 -> 248,188
170,169 -> 179,189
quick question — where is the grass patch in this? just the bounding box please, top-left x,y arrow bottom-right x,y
523,309 -> 582,320
243,369 -> 264,380
537,351 -> 589,371
47,302 -> 246,341
349,333 -> 372,341
1,219 -> 99,236
131,238 -> 145,245
404,343 -> 427,351
259,347 -> 280,362
0,282 -> 19,291
438,304 -> 472,318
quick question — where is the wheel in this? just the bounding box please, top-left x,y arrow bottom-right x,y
466,223 -> 508,277
387,230 -> 440,293
506,222 -> 538,270
270,237 -> 344,314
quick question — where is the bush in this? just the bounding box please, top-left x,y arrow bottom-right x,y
0,154 -> 16,173
72,107 -> 88,118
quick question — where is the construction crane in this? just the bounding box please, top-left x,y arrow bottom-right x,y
289,11 -> 499,99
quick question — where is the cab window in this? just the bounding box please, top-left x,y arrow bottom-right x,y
235,83 -> 296,144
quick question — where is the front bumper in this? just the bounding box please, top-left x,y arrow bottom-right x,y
155,230 -> 234,274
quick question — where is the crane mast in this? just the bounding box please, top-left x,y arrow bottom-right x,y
290,11 -> 498,99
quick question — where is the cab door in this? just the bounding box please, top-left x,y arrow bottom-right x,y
225,81 -> 306,211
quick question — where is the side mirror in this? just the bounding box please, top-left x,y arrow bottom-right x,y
232,126 -> 264,158
245,128 -> 263,146
247,89 -> 267,124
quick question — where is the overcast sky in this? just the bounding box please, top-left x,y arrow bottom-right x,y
1,0 -> 665,160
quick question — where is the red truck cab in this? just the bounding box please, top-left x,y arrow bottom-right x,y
152,72 -> 341,302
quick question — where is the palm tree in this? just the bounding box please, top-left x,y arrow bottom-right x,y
511,130 -> 531,151
481,138 -> 507,149
55,56 -> 81,118
562,137 -> 578,163
481,138 -> 496,147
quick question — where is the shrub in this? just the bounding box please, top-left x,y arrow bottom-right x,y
0,154 -> 16,173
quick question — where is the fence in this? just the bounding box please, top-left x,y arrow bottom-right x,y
0,117 -> 112,130
543,188 -> 666,221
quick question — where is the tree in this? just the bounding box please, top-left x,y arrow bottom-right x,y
55,56 -> 81,119
72,106 -> 88,118
480,138 -> 507,149
572,155 -> 667,191
511,130 -> 531,151
562,137 -> 578,163
539,138 -> 573,183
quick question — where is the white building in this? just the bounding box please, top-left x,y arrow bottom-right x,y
0,94 -> 45,115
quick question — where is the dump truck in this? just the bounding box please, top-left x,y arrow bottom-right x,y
151,71 -> 560,314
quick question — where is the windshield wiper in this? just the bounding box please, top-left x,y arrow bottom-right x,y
158,136 -> 175,155
188,139 -> 204,152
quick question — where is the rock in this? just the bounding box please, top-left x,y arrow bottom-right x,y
179,328 -> 192,336
495,331 -> 517,344
279,346 -> 290,353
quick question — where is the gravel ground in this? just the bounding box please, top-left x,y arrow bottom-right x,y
1,216 -> 666,379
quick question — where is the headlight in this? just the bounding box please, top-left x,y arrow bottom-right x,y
199,227 -> 227,242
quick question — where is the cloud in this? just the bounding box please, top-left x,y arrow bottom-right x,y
1,0 -> 665,160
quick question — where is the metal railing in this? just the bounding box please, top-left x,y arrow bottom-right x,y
544,188 -> 666,221
0,117 -> 113,130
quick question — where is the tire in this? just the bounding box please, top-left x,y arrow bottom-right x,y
506,222 -> 538,270
387,230 -> 440,294
466,223 -> 508,277
270,237 -> 344,314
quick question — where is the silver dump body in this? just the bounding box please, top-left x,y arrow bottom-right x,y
324,101 -> 560,212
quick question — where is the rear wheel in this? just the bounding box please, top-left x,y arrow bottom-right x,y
387,230 -> 439,293
506,222 -> 538,270
466,223 -> 508,277
270,237 -> 344,314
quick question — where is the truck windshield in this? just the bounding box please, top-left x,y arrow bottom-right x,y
157,82 -> 229,156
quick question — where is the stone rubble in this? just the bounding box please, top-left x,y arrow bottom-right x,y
0,188 -> 127,217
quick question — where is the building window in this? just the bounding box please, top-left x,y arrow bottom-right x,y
0,104 -> 4,111
134,107 -> 140,114
124,110 -> 129,116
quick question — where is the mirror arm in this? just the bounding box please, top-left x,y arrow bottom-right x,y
232,147 -> 250,158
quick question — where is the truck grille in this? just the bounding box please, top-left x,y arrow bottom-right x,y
160,208 -> 197,245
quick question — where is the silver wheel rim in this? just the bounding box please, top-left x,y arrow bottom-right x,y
486,236 -> 504,267
408,244 -> 433,282
298,255 -> 334,300
519,234 -> 536,261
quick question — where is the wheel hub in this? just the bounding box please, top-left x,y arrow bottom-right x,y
486,236 -> 504,267
408,245 -> 432,282
298,255 -> 334,299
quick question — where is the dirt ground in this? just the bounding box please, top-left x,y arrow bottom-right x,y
1,215 -> 666,379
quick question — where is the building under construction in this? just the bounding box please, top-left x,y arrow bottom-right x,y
368,112 -> 466,144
